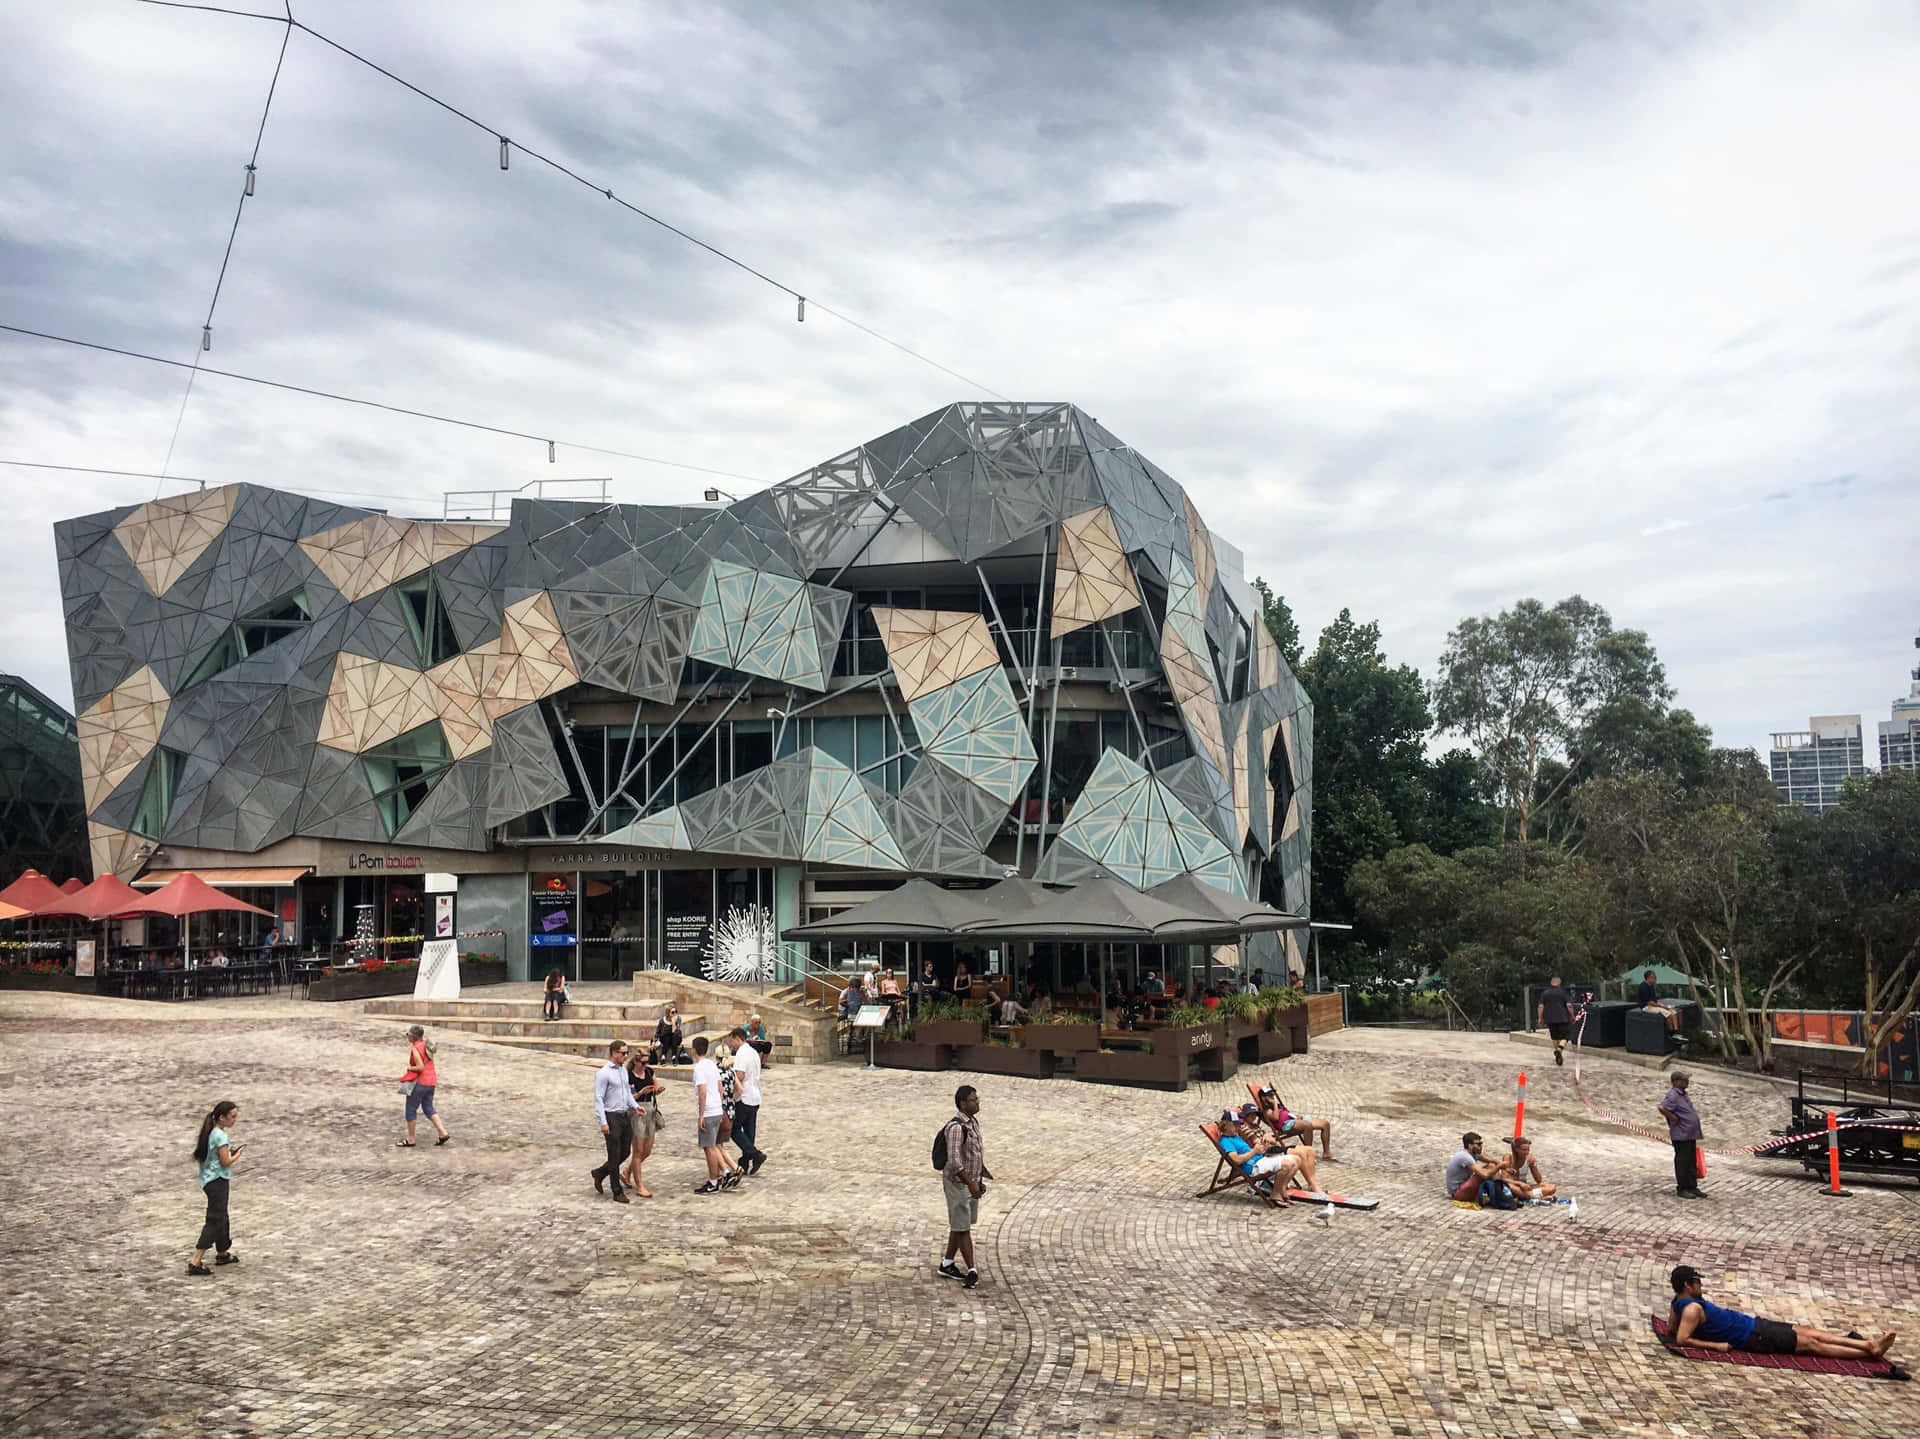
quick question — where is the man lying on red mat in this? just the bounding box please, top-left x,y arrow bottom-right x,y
1669,1266 -> 1898,1362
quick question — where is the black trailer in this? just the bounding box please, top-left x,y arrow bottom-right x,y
1765,1071 -> 1920,1181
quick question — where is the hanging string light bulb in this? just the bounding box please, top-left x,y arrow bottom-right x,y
499,136 -> 510,170
796,296 -> 806,323
547,440 -> 556,463
244,163 -> 256,197
201,325 -> 212,352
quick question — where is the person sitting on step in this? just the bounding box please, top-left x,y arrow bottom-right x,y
542,968 -> 569,1021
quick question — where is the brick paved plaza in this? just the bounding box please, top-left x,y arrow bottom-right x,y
1,992 -> 1914,1438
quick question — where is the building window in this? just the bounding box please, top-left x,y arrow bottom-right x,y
361,721 -> 454,837
185,589 -> 313,687
130,747 -> 185,839
395,573 -> 462,668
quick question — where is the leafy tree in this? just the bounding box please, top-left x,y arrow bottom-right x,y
1250,577 -> 1302,669
1432,596 -> 1674,841
1348,840 -> 1616,1026
1771,770 -> 1920,1076
1574,751 -> 1789,1065
1418,747 -> 1501,855
1295,609 -> 1432,921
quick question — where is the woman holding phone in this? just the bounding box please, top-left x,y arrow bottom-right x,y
188,1100 -> 243,1276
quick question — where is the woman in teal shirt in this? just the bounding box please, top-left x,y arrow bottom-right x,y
188,1100 -> 243,1277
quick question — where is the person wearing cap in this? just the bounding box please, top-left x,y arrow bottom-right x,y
1668,1266 -> 1898,1362
1658,1071 -> 1705,1199
1216,1111 -> 1308,1203
1253,1083 -> 1333,1160
397,1025 -> 449,1147
1232,1104 -> 1319,1192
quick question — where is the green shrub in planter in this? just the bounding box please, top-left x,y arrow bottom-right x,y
1166,1004 -> 1212,1029
1256,985 -> 1306,1031
1218,991 -> 1259,1020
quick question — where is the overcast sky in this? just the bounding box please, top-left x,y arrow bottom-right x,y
2,0 -> 1915,758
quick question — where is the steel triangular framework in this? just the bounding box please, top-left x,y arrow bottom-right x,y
55,403 -> 1309,916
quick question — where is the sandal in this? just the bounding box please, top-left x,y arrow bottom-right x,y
435,1135 -> 451,1146
396,1139 -> 416,1147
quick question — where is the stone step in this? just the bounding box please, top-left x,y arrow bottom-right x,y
364,1013 -> 708,1043
455,1033 -> 705,1079
362,997 -> 671,1023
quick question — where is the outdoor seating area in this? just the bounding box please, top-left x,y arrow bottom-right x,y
789,874 -> 1320,1089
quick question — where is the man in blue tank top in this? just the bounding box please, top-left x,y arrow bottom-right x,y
1668,1266 -> 1898,1362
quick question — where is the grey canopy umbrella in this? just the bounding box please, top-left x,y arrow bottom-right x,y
955,876 -> 1220,942
1143,874 -> 1309,940
780,878 -> 999,940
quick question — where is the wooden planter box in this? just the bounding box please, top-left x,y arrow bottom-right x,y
1020,1022 -> 1100,1053
1290,1024 -> 1309,1055
1153,1021 -> 1227,1056
459,960 -> 509,988
0,970 -> 98,993
1238,1028 -> 1293,1063
873,1040 -> 952,1071
1075,1046 -> 1187,1091
956,1044 -> 1055,1079
308,967 -> 419,1001
1225,1016 -> 1260,1042
916,1019 -> 987,1048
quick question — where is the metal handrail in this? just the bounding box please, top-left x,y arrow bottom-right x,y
442,477 -> 611,522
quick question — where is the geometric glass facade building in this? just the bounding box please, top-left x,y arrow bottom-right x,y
0,674 -> 89,884
55,402 -> 1310,979
1768,714 -> 1867,813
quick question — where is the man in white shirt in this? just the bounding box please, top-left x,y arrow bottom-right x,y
725,1027 -> 768,1176
690,1036 -> 742,1194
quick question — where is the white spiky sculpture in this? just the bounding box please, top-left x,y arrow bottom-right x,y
701,904 -> 776,984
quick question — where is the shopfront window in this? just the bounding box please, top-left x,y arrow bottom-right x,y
529,872 -> 577,979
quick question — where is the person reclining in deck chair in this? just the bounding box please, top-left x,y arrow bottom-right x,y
1668,1266 -> 1900,1364
1217,1112 -> 1311,1204
1229,1103 -> 1319,1192
1252,1082 -> 1334,1159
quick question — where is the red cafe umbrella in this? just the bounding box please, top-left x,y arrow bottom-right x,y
60,877 -> 86,894
0,869 -> 68,913
145,873 -> 273,969
33,875 -> 164,922
144,873 -> 274,919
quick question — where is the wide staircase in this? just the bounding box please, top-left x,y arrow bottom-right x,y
361,987 -> 717,1076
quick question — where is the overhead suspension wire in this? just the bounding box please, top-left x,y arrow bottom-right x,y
0,458 -> 475,511
156,3 -> 295,495
0,323 -> 768,484
133,0 -> 1010,401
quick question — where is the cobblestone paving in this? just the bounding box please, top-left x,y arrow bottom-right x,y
1,994 -> 1914,1438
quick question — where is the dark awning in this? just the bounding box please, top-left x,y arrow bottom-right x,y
1143,874 -> 1308,938
781,878 -> 1008,940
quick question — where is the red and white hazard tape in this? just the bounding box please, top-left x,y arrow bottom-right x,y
1566,1021 -> 1920,1158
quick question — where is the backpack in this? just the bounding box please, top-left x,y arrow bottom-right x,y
932,1116 -> 961,1171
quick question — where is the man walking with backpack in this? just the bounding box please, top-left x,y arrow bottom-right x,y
935,1085 -> 991,1290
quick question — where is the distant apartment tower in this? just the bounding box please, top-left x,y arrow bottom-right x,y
1880,632 -> 1920,773
1769,714 -> 1866,812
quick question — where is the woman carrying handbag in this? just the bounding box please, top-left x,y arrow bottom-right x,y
398,1025 -> 450,1147
620,1043 -> 666,1198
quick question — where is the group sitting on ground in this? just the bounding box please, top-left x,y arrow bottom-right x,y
1217,1106 -> 1317,1200
1668,1265 -> 1900,1365
1444,1131 -> 1557,1207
